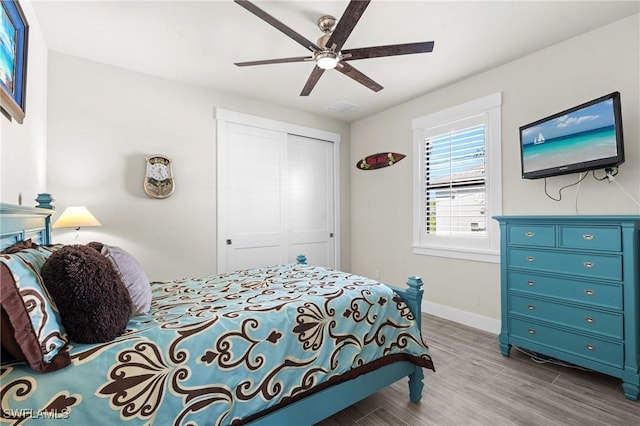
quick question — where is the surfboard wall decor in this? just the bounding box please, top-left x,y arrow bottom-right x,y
356,152 -> 406,170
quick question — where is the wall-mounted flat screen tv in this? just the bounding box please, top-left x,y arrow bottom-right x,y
519,92 -> 624,179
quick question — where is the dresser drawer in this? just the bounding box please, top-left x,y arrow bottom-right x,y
509,294 -> 623,339
559,226 -> 621,252
509,317 -> 623,367
508,224 -> 555,247
508,271 -> 623,310
507,248 -> 622,281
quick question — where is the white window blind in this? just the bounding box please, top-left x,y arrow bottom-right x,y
425,123 -> 486,236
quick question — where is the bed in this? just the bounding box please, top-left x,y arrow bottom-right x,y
0,195 -> 434,425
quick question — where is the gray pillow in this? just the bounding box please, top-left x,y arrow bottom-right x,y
101,245 -> 152,315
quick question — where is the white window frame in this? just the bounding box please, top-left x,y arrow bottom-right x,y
412,93 -> 502,263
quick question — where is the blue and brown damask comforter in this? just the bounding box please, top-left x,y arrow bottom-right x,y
0,264 -> 434,425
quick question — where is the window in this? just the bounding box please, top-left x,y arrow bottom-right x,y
412,93 -> 502,262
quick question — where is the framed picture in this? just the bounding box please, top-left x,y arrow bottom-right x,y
1,0 -> 28,124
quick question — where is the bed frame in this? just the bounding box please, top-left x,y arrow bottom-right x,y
0,194 -> 427,425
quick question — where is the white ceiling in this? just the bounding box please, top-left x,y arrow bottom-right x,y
32,1 -> 640,123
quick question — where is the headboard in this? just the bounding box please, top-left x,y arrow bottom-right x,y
0,195 -> 55,251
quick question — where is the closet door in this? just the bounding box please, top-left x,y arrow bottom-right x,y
288,134 -> 334,268
218,123 -> 335,273
218,123 -> 288,272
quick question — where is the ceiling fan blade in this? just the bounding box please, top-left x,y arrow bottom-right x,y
234,0 -> 320,52
235,56 -> 312,67
342,41 -> 435,61
335,62 -> 383,92
326,0 -> 371,52
300,66 -> 326,96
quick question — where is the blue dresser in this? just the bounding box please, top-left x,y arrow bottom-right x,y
494,216 -> 640,401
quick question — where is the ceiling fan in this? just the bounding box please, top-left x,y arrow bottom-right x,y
234,0 -> 435,96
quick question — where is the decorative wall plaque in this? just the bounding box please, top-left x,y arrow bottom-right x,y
356,152 -> 405,170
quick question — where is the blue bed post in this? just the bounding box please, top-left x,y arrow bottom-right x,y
34,193 -> 54,245
35,193 -> 54,209
404,276 -> 425,402
404,276 -> 424,333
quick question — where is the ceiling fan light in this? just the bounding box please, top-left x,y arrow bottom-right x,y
316,52 -> 339,70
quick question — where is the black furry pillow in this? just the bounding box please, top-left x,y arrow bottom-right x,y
41,245 -> 132,343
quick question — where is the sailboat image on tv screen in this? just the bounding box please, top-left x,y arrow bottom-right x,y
533,132 -> 545,145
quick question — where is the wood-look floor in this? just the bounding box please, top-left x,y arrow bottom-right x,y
316,314 -> 640,426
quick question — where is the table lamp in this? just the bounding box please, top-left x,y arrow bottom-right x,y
53,206 -> 102,242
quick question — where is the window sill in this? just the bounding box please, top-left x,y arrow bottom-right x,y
412,245 -> 500,263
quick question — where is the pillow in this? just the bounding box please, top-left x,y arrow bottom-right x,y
1,239 -> 34,254
88,242 -> 151,316
0,307 -> 21,362
85,241 -> 104,252
34,243 -> 65,257
0,248 -> 71,372
41,245 -> 133,344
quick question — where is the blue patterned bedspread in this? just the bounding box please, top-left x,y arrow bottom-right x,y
1,264 -> 433,425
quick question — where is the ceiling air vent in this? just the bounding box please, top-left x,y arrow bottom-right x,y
326,100 -> 360,112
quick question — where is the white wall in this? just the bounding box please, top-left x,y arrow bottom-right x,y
0,1 -> 48,203
46,52 -> 350,281
350,15 -> 640,330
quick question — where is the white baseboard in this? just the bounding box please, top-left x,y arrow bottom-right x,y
422,300 -> 500,335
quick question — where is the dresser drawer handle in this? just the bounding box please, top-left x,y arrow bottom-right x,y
525,231 -> 535,238
584,289 -> 595,296
585,316 -> 595,323
527,280 -> 535,287
528,329 -> 536,335
583,261 -> 594,268
527,256 -> 535,262
582,234 -> 594,240
527,305 -> 536,311
585,344 -> 596,351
